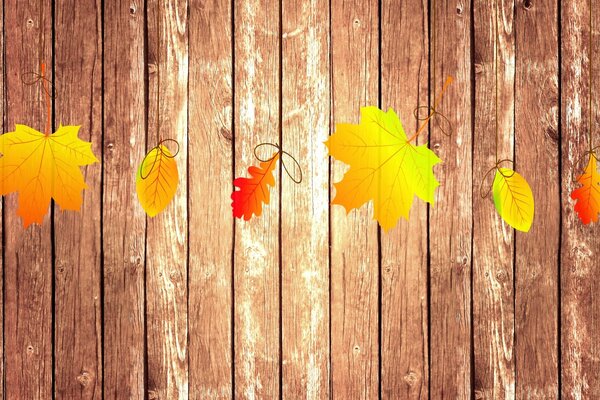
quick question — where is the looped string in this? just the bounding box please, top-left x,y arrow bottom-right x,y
22,63 -> 54,136
413,105 -> 453,138
479,159 -> 515,199
571,146 -> 600,183
140,138 -> 180,180
21,70 -> 57,99
253,142 -> 303,184
253,142 -> 281,162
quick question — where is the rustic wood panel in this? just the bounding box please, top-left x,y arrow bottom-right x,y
1,0 -> 600,398
188,0 -> 233,398
54,0 -> 103,398
233,0 -> 281,397
102,1 -> 147,398
4,1 -> 53,398
146,0 -> 189,398
281,0 -> 330,397
330,0 -> 379,398
514,0 -> 559,397
0,2 -> 3,398
380,0 -> 429,398
561,0 -> 600,396
473,0 -> 516,397
429,0 -> 473,398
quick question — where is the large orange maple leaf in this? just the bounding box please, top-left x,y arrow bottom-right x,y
0,124 -> 99,227
571,153 -> 600,224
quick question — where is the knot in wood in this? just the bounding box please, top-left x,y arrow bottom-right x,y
77,371 -> 91,387
496,269 -> 508,282
220,127 -> 232,141
403,371 -> 419,387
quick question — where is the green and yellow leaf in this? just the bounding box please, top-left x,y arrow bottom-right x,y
492,167 -> 534,232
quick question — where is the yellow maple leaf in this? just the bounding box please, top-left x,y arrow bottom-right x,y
326,106 -> 441,231
0,124 -> 99,227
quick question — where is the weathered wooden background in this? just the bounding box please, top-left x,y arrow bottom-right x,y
0,0 -> 598,398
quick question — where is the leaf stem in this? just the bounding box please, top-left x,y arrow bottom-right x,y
407,76 -> 453,143
40,63 -> 51,136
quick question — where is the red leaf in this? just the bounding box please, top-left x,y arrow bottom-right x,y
571,154 -> 600,224
231,153 -> 279,220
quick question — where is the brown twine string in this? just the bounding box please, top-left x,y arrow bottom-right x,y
253,142 -> 303,184
408,76 -> 453,143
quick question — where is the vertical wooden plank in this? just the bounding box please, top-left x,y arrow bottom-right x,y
472,0 -> 516,398
514,0 -> 559,397
281,0 -> 330,397
429,0 -> 473,398
3,1 -> 53,398
54,0 -> 103,397
103,1 -> 147,398
188,0 -> 233,398
562,0 -> 600,396
0,0 -> 4,398
145,0 -> 189,398
233,0 -> 281,397
330,0 -> 378,398
380,0 -> 429,397
0,2 -> 3,399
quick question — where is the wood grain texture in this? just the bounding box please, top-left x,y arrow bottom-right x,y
472,0 -> 516,398
233,0 -> 281,397
428,0 -> 473,398
514,0 -> 559,397
561,0 -> 600,397
2,1 -> 600,398
102,1 -> 147,398
380,0 -> 429,397
330,0 -> 378,398
53,0 -> 103,398
281,0 -> 330,398
3,1 -> 53,398
146,0 -> 189,398
188,0 -> 233,398
0,0 -> 4,398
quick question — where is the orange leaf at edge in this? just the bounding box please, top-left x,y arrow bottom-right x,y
571,154 -> 600,224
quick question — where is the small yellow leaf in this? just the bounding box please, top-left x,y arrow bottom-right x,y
492,168 -> 534,232
136,144 -> 178,217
